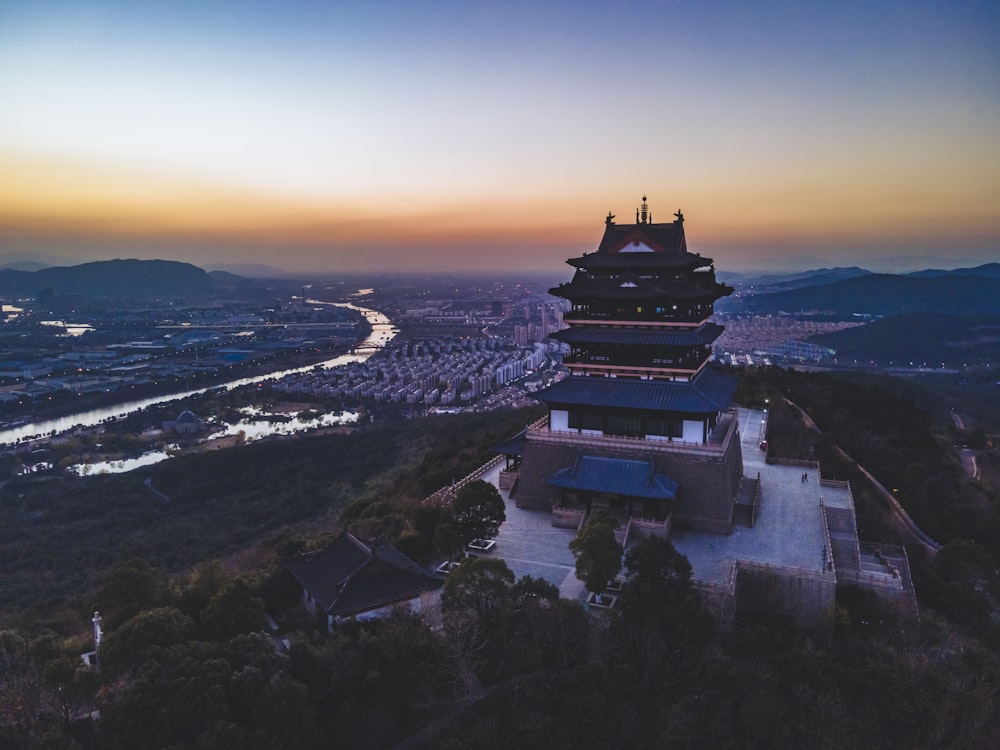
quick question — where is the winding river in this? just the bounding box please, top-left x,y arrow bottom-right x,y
0,302 -> 395,447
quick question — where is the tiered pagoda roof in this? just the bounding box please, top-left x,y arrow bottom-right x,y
535,368 -> 737,415
545,455 -> 679,500
551,322 -> 724,348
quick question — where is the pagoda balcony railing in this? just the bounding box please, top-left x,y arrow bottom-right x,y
563,310 -> 710,325
563,354 -> 707,370
528,409 -> 739,457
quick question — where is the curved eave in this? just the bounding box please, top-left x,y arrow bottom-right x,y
545,456 -> 679,500
566,253 -> 712,271
535,369 -> 737,414
551,323 -> 724,347
549,282 -> 731,302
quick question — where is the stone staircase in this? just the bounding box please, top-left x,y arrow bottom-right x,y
823,505 -> 860,573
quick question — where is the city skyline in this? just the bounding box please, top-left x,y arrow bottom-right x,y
2,1 -> 998,274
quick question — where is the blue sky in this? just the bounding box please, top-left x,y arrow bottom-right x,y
1,1 -> 998,273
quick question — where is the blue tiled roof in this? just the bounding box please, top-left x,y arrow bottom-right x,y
551,323 -> 723,347
546,455 -> 679,500
492,429 -> 528,457
535,368 -> 736,414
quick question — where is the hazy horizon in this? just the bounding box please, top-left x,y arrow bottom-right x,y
2,1 -> 998,275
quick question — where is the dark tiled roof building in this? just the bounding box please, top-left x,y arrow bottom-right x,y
510,199 -> 744,534
283,532 -> 441,628
498,199 -> 917,628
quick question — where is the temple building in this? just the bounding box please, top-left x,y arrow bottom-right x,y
508,198 -> 745,535
495,199 -> 916,627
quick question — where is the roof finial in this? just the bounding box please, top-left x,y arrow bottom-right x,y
606,211 -> 615,225
640,195 -> 648,224
674,208 -> 684,223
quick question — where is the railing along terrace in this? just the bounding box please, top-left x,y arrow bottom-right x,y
531,409 -> 739,456
818,500 -> 837,575
736,559 -> 836,582
423,454 -> 504,505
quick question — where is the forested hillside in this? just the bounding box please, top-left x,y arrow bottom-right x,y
808,312 -> 1000,367
3,373 -> 999,748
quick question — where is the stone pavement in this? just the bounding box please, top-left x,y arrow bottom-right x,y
475,407 -> 850,596
477,462 -> 587,600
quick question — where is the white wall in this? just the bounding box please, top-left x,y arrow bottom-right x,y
683,419 -> 704,443
550,409 -> 569,431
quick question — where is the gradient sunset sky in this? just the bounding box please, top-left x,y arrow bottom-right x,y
2,1 -> 998,274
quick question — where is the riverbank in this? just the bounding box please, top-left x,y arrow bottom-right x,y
0,303 -> 394,447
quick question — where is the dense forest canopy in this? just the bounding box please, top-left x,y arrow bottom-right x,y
2,368 -> 999,748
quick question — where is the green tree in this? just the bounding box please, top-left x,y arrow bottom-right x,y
619,536 -> 707,640
624,535 -> 693,594
94,558 -> 173,628
451,480 -> 505,545
569,521 -> 622,602
200,577 -> 266,641
442,557 -> 516,622
100,607 -> 195,675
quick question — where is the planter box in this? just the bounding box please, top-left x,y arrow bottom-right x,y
588,593 -> 618,609
467,538 -> 497,552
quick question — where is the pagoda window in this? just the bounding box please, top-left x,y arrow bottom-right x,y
606,414 -> 643,437
646,416 -> 682,438
568,410 -> 603,432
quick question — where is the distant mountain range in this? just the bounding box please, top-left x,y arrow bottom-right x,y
0,259 -> 217,300
719,266 -> 872,292
203,262 -> 291,278
718,264 -> 1000,317
808,313 -> 1000,367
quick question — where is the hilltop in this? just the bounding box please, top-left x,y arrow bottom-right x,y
0,258 -> 221,300
808,313 -> 1000,368
720,268 -> 1000,317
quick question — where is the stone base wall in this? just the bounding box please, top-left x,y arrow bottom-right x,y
498,470 -> 518,491
512,427 -> 743,534
734,562 -> 837,631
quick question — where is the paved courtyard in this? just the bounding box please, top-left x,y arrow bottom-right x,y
477,462 -> 587,600
476,407 -> 851,597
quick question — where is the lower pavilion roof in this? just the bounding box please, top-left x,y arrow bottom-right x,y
491,429 -> 527,457
535,368 -> 737,414
283,533 -> 441,617
546,455 -> 679,500
551,277 -> 728,302
551,322 -> 723,347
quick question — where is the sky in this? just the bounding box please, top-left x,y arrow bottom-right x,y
1,0 -> 998,275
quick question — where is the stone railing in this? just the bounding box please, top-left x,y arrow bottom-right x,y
820,478 -> 850,490
552,506 -> 586,530
735,559 -> 835,583
766,457 -> 821,470
498,470 -> 518,491
423,454 -> 504,505
627,514 -> 671,539
529,410 -> 739,457
855,466 -> 942,554
818,500 -> 836,575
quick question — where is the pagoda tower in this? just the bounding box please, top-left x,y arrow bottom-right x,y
506,200 -> 745,535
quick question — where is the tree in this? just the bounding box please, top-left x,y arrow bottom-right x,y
433,520 -> 464,562
94,558 -> 173,628
441,557 -> 516,623
451,480 -> 506,545
624,535 -> 693,594
619,536 -> 706,638
100,607 -> 195,675
199,577 -> 266,641
569,521 -> 622,602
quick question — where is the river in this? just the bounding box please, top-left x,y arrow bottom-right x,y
0,302 -> 395,447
